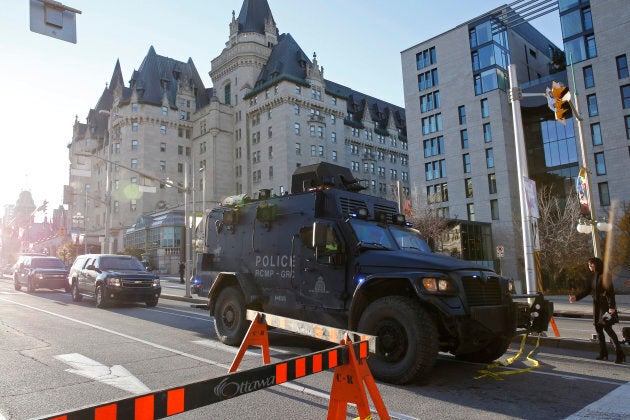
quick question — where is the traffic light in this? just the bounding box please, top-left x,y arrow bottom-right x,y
551,81 -> 571,124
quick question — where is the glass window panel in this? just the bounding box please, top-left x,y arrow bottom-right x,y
621,85 -> 630,109
461,130 -> 468,149
598,182 -> 610,206
583,66 -> 594,88
587,94 -> 598,116
480,69 -> 498,93
561,10 -> 582,38
617,55 -> 629,79
583,8 -> 592,31
564,38 -> 586,63
591,123 -> 602,146
475,21 -> 492,45
595,152 -> 606,175
586,35 -> 597,59
477,45 -> 495,69
558,0 -> 579,12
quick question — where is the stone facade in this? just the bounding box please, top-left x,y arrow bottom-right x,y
67,0 -> 410,258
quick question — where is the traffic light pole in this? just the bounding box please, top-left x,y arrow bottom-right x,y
508,64 -> 537,295
568,57 -> 602,258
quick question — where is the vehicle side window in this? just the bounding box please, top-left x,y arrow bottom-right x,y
299,226 -> 314,249
324,226 -> 340,252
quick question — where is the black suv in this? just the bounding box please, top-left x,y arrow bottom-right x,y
14,256 -> 69,292
68,254 -> 161,308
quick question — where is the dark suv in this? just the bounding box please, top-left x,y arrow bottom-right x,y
68,254 -> 161,308
14,256 -> 69,292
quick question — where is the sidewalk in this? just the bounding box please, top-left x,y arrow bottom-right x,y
157,277 -> 630,356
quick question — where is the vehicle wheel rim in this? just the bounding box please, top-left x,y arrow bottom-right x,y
222,304 -> 237,329
376,319 -> 408,362
96,289 -> 102,305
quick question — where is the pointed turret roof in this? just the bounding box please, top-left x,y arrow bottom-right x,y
237,0 -> 275,34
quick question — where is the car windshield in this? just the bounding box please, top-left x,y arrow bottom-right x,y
98,257 -> 145,271
348,219 -> 396,249
30,258 -> 67,269
388,225 -> 432,253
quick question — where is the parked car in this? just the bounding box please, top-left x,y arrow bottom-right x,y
11,253 -> 46,280
14,256 -> 70,292
67,254 -> 161,308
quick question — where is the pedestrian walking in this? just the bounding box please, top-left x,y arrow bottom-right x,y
570,257 -> 625,364
179,261 -> 185,284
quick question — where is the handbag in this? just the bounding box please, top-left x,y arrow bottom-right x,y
598,311 -> 620,326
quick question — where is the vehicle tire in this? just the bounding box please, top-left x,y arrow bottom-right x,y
455,336 -> 511,363
213,286 -> 248,346
64,284 -> 72,293
27,278 -> 36,293
95,285 -> 108,308
357,296 -> 438,384
146,298 -> 159,307
71,280 -> 82,302
14,278 -> 21,291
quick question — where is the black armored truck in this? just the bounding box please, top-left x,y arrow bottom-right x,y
195,163 -> 551,384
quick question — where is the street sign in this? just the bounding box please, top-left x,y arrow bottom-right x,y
496,245 -> 505,258
29,0 -> 82,44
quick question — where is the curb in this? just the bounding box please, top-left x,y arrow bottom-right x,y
512,334 -> 630,356
161,293 -> 206,305
554,310 -> 630,322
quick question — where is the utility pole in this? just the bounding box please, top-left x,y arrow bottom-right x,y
508,64 -> 537,295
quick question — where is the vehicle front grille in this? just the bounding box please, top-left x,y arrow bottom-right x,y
461,275 -> 502,306
121,279 -> 155,288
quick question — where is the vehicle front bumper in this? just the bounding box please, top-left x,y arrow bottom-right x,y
103,286 -> 161,302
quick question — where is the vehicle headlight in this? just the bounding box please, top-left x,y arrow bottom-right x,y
508,279 -> 516,293
153,279 -> 160,287
36,273 -> 45,280
421,277 -> 455,293
107,277 -> 121,287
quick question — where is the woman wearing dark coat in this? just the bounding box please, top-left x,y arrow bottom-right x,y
570,257 -> 625,364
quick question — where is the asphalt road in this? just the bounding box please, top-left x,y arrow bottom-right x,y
1,275 -> 630,419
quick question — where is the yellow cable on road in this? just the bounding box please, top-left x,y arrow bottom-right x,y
475,333 -> 541,380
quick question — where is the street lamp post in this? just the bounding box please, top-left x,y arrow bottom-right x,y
98,110 -> 114,254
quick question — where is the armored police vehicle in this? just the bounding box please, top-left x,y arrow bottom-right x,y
195,163 -> 550,384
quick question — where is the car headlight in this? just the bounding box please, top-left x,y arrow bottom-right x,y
421,276 -> 455,293
36,273 -> 45,280
107,277 -> 121,287
153,279 -> 160,287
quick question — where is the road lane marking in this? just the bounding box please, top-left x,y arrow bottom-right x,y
1,296 -> 623,420
566,381 -> 630,419
55,353 -> 151,394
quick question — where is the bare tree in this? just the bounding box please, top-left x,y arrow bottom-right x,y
608,204 -> 630,277
536,185 -> 591,290
401,188 -> 451,250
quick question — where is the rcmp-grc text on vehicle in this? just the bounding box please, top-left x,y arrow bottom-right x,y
194,163 -> 551,384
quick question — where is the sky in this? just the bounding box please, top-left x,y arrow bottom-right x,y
0,0 -> 563,220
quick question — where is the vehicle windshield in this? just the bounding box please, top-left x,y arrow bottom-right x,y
348,219 -> 396,249
98,257 -> 145,271
30,258 -> 67,269
388,225 -> 432,253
